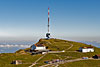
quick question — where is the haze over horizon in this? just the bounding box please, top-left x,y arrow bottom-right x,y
0,0 -> 100,42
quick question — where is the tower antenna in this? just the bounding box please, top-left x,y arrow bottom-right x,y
48,7 -> 50,33
46,7 -> 50,39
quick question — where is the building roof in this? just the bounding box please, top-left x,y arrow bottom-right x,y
12,60 -> 22,64
96,55 -> 100,57
82,47 -> 93,49
14,60 -> 22,62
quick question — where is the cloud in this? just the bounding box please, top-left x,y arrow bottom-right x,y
0,44 -> 31,48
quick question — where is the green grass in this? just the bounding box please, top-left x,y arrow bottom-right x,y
37,39 -> 100,58
37,39 -> 73,51
0,38 -> 100,67
0,53 -> 42,67
35,54 -> 61,66
34,39 -> 100,66
59,60 -> 100,67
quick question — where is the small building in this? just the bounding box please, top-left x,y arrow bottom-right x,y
31,44 -> 46,51
93,55 -> 100,59
82,57 -> 88,59
42,52 -> 47,54
11,60 -> 22,65
79,47 -> 94,53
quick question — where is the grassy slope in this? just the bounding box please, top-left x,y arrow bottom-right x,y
37,39 -> 100,58
0,53 -> 42,67
0,38 -> 100,67
35,39 -> 100,67
59,60 -> 100,67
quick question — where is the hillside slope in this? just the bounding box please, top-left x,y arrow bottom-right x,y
0,38 -> 100,67
34,38 -> 100,67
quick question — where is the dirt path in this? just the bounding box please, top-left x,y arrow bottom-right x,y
29,43 -> 73,67
29,54 -> 47,67
39,58 -> 92,67
66,44 -> 73,51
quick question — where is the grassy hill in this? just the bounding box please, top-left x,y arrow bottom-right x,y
0,53 -> 42,67
0,38 -> 100,67
34,38 -> 100,67
59,60 -> 100,67
37,38 -> 100,57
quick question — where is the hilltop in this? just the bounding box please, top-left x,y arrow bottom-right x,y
33,38 -> 100,58
0,38 -> 100,67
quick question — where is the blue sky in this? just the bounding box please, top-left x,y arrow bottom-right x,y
0,0 -> 100,41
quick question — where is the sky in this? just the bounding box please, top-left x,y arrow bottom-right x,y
0,0 -> 100,41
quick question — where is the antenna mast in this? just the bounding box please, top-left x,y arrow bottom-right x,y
48,7 -> 50,32
46,7 -> 50,39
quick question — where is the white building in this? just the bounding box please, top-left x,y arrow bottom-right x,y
11,60 -> 22,65
79,47 -> 94,53
31,44 -> 46,51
